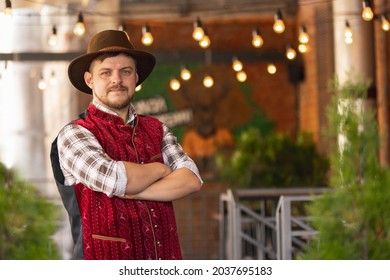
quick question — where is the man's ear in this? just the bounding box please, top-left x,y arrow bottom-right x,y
135,72 -> 139,84
84,72 -> 93,89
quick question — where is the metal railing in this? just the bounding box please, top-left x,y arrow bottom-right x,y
219,187 -> 328,260
275,195 -> 319,260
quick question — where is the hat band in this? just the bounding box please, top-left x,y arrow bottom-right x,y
96,46 -> 132,52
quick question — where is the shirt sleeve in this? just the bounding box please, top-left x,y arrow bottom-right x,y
57,123 -> 126,197
161,124 -> 203,185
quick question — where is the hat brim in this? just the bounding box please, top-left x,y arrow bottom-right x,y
68,50 -> 156,94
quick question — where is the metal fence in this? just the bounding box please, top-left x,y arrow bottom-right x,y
219,187 -> 328,260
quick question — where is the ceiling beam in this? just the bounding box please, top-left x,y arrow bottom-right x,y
0,49 -> 286,63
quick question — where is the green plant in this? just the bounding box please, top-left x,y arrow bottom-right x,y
0,163 -> 61,259
298,76 -> 390,259
216,127 -> 329,188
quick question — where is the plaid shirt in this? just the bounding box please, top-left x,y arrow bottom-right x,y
57,101 -> 202,197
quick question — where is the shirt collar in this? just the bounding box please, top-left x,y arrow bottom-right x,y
92,100 -> 136,125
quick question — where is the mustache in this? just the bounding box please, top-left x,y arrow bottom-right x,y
107,85 -> 128,92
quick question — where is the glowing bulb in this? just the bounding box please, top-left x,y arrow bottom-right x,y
141,24 -> 153,46
252,29 -> 264,48
48,25 -> 58,46
192,17 -> 204,41
73,12 -> 85,37
362,0 -> 374,21
203,75 -> 214,88
298,25 -> 309,44
199,33 -> 211,48
236,71 -> 247,83
267,63 -> 277,75
170,78 -> 181,91
344,20 -> 353,44
232,57 -> 243,72
38,77 -> 47,91
135,84 -> 142,92
180,66 -> 191,81
286,46 -> 297,60
49,71 -> 57,86
382,15 -> 390,31
4,0 -> 12,17
298,43 -> 308,53
273,10 -> 285,34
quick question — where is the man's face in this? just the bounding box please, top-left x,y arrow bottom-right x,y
84,54 -> 139,112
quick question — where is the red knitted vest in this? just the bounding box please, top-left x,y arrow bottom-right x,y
73,104 -> 182,260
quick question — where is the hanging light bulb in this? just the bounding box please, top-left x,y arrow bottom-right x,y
381,14 -> 390,31
232,57 -> 243,72
49,71 -> 57,86
199,28 -> 211,48
236,70 -> 247,83
192,17 -> 205,41
286,45 -> 297,60
252,28 -> 264,48
298,43 -> 308,54
180,65 -> 191,81
4,0 -> 12,16
267,63 -> 277,75
38,76 -> 47,91
48,25 -> 58,47
344,20 -> 353,44
169,78 -> 181,91
273,9 -> 285,34
362,0 -> 374,21
73,12 -> 86,37
298,25 -> 310,44
203,75 -> 214,88
141,24 -> 154,46
135,84 -> 142,92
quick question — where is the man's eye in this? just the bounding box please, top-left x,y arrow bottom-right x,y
101,71 -> 110,76
122,70 -> 131,75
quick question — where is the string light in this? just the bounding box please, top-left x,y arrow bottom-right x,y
141,24 -> 154,46
298,25 -> 309,44
381,14 -> 390,31
48,25 -> 58,47
192,17 -> 205,41
286,45 -> 297,60
267,63 -> 277,74
344,20 -> 353,44
4,0 -> 12,16
236,70 -> 247,82
361,0 -> 374,21
273,9 -> 285,34
180,65 -> 191,81
135,84 -> 142,92
169,78 -> 181,91
49,71 -> 57,86
199,28 -> 211,48
298,43 -> 308,53
251,28 -> 264,48
38,75 -> 47,91
73,12 -> 86,37
203,75 -> 214,88
232,57 -> 243,72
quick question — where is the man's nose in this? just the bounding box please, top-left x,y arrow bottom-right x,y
111,71 -> 122,83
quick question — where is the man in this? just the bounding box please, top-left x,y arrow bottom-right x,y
51,30 -> 203,260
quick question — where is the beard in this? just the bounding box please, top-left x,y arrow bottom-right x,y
105,95 -> 132,110
95,85 -> 133,111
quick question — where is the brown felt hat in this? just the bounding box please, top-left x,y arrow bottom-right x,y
68,29 -> 156,94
